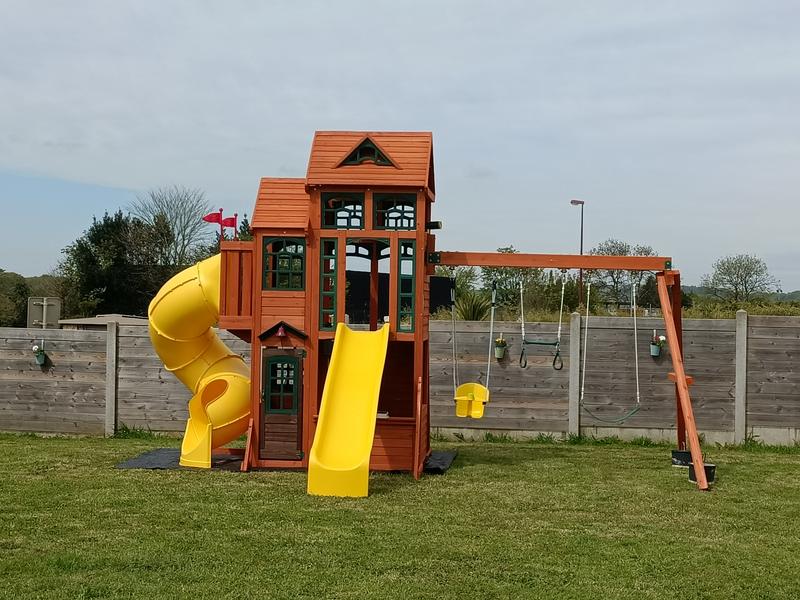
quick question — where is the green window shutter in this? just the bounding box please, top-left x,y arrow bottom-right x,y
320,238 -> 337,331
398,240 -> 415,332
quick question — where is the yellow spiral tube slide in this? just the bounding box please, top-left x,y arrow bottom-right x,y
148,254 -> 251,468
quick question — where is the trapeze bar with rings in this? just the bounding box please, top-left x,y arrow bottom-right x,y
449,273 -> 496,419
519,273 -> 566,370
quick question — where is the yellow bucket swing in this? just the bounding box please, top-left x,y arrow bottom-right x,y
450,278 -> 497,419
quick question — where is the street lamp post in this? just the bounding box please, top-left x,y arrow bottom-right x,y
570,199 -> 585,304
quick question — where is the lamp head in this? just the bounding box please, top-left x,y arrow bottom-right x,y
570,199 -> 585,206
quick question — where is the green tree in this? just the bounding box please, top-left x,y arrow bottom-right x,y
238,213 -> 253,241
701,254 -> 780,302
480,246 -> 546,311
588,239 -> 656,307
58,211 -> 178,317
435,265 -> 479,299
0,270 -> 31,326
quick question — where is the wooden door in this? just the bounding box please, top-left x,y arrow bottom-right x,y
260,353 -> 303,461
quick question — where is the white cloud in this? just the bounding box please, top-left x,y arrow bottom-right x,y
0,0 -> 798,286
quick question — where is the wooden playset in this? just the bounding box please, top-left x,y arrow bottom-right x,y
148,130 -> 709,496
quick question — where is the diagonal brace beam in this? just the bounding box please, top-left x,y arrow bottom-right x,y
657,272 -> 709,490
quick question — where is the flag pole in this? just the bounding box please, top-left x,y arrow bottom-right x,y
218,208 -> 223,240
233,213 -> 238,240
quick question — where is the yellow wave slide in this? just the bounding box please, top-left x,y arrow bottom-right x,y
307,323 -> 390,497
148,254 -> 251,468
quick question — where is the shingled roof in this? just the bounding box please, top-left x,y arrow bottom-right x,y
251,178 -> 310,230
306,131 -> 434,191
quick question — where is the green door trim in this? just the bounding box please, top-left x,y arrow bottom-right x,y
263,354 -> 301,415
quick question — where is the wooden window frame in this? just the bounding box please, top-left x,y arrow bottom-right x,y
262,237 -> 305,291
263,355 -> 300,415
374,193 -> 416,230
321,192 -> 365,230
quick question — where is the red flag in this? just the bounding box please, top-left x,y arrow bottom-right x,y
221,216 -> 236,228
202,210 -> 222,224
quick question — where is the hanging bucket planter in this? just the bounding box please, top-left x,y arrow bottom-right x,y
650,332 -> 666,358
32,344 -> 46,366
494,334 -> 507,360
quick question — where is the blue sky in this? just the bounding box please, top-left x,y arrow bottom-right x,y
1,1 -> 799,289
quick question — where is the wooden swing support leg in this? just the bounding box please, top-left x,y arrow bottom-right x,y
657,272 -> 708,490
670,272 -> 687,450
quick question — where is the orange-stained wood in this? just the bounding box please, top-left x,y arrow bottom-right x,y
306,131 -> 434,190
670,272 -> 687,450
241,418 -> 254,472
413,377 -> 423,480
657,272 -> 708,490
219,240 -> 254,324
668,372 -> 695,385
252,178 -> 310,230
438,251 -> 672,271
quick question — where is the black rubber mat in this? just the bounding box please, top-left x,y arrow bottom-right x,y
423,450 -> 457,474
119,448 -> 457,475
116,448 -> 241,471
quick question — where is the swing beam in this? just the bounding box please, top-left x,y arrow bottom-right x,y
435,250 -> 708,491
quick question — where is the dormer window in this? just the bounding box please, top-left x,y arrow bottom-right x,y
340,138 -> 395,167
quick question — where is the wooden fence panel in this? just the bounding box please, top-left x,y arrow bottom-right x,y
429,321 -> 571,432
746,316 -> 800,428
115,325 -> 250,432
1,314 -> 799,441
0,327 -> 106,434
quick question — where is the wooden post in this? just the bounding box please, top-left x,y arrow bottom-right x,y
104,321 -> 118,437
568,312 -> 581,437
670,272 -> 686,450
735,309 -> 748,444
657,273 -> 708,490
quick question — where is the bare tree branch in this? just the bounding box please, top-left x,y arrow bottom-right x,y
129,185 -> 213,266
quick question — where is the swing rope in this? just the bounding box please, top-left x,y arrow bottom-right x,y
580,278 -> 642,424
519,274 -> 566,370
450,270 -> 459,396
486,281 -> 497,389
449,273 -> 497,393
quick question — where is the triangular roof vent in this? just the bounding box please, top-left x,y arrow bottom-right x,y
337,137 -> 396,167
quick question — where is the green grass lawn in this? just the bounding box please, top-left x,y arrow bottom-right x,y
1,434 -> 799,599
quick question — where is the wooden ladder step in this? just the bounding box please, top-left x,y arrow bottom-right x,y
667,372 -> 694,386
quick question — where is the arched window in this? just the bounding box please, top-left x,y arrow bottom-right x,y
374,193 -> 416,230
263,238 -> 305,290
322,192 -> 364,229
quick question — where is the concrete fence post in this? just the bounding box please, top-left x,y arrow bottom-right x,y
105,321 -> 118,437
734,309 -> 748,444
568,312 -> 581,436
